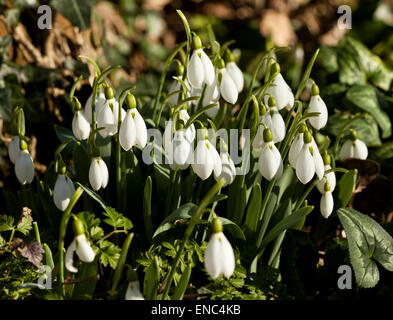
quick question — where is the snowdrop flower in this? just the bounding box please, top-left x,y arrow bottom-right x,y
15,140 -> 34,185
214,148 -> 236,186
202,75 -> 220,118
8,135 -> 20,164
217,58 -> 238,105
167,125 -> 193,170
53,166 -> 75,211
125,281 -> 145,300
119,94 -> 148,150
72,101 -> 90,140
163,108 -> 195,149
66,218 -> 95,273
84,89 -> 106,124
316,153 -> 336,194
339,130 -> 368,160
295,130 -> 324,184
308,83 -> 328,130
257,96 -> 285,143
192,128 -> 222,180
288,123 -> 307,168
320,181 -> 334,219
89,154 -> 109,191
204,217 -> 235,280
187,34 -> 215,88
226,61 -> 244,93
264,63 -> 294,110
258,128 -> 283,181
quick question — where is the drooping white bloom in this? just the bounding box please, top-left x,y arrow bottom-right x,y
296,143 -> 315,184
188,49 -> 215,88
339,139 -> 368,160
258,142 -> 282,181
89,157 -> 109,191
288,133 -> 304,168
202,75 -> 220,118
15,149 -> 34,185
226,61 -> 244,93
167,129 -> 193,170
204,231 -> 235,279
311,138 -> 325,180
72,110 -> 90,140
8,136 -> 20,164
264,73 -> 294,110
317,164 -> 336,193
168,80 -> 181,107
192,135 -> 222,180
218,67 -> 238,104
53,174 -> 75,211
260,107 -> 286,143
308,84 -> 328,130
84,90 -> 106,124
97,99 -> 116,138
214,152 -> 236,186
65,234 -> 95,273
320,191 -> 334,219
119,107 -> 147,150
163,110 -> 195,150
125,281 -> 145,300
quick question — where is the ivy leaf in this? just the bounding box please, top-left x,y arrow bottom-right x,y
21,242 -> 45,268
50,0 -> 93,30
0,215 -> 14,232
102,207 -> 133,230
98,240 -> 121,269
337,207 -> 393,288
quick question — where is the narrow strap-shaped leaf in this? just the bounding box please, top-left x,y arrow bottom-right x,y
171,265 -> 192,300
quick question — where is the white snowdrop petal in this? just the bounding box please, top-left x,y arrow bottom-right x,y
53,174 -> 73,211
188,50 -> 205,88
75,234 -> 95,263
89,158 -> 102,191
289,134 -> 304,168
308,95 -> 328,130
339,140 -> 354,160
8,136 -> 20,164
271,109 -> 286,142
119,110 -> 137,151
97,102 -> 116,138
354,139 -> 368,160
163,120 -> 174,150
252,125 -> 264,149
200,50 -> 215,86
72,111 -> 91,140
313,148 -> 325,180
215,153 -> 236,186
65,239 -> 78,273
204,233 -> 223,280
258,144 -> 280,181
226,62 -> 244,92
192,140 -> 214,180
15,151 -> 34,185
168,80 -> 181,106
320,192 -> 334,219
84,91 -> 106,124
207,141 -> 222,178
219,69 -> 238,104
125,281 -> 145,300
296,145 -> 315,184
220,233 -> 235,279
265,73 -> 292,110
132,109 -> 148,148
98,158 -> 109,189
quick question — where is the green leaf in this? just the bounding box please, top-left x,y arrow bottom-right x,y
16,215 -> 32,235
372,141 -> 393,160
219,217 -> 246,241
143,176 -> 153,241
346,85 -> 391,138
50,0 -> 93,30
102,207 -> 133,230
73,142 -> 90,185
326,113 -> 381,147
172,265 -> 192,300
144,256 -> 160,300
337,208 -> 393,288
259,205 -> 313,250
77,211 -> 104,240
244,183 -> 262,239
334,169 -> 357,210
71,258 -> 99,300
0,215 -> 14,232
98,240 -> 121,269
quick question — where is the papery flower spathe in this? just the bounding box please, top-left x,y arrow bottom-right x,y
8,135 -> 20,164
192,128 -> 222,180
339,130 -> 368,160
72,109 -> 90,141
257,128 -> 283,181
89,155 -> 109,191
65,218 -> 96,273
204,218 -> 235,280
125,281 -> 145,300
264,63 -> 294,110
15,140 -> 34,185
308,83 -> 328,130
53,171 -> 75,212
119,94 -> 148,151
187,35 -> 215,88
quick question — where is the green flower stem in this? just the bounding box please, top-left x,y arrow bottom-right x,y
116,101 -> 122,209
58,186 -> 84,298
294,48 -> 320,100
162,179 -> 225,299
152,41 -> 187,122
33,222 -> 41,244
109,232 -> 134,298
255,178 -> 276,248
8,229 -> 15,245
293,179 -> 319,212
165,169 -> 179,217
